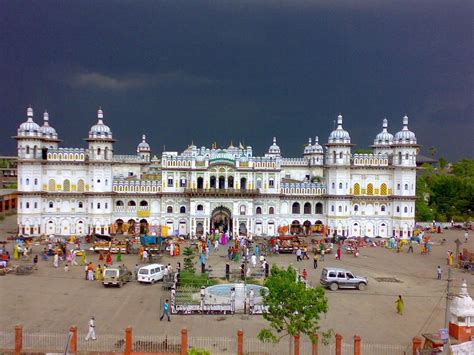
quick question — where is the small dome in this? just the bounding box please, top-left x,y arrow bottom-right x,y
268,137 -> 281,155
304,138 -> 313,154
18,106 -> 41,135
137,134 -> 150,152
312,136 -> 323,153
374,118 -> 394,145
40,111 -> 58,139
394,115 -> 416,144
450,279 -> 474,317
328,114 -> 351,143
89,108 -> 112,139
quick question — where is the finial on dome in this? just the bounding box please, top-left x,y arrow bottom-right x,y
142,134 -> 146,142
315,136 -> 319,143
460,279 -> 469,297
308,137 -> 312,145
98,108 -> 104,119
382,118 -> 388,128
337,114 -> 343,127
403,115 -> 408,127
43,111 -> 49,121
273,137 -> 276,144
27,106 -> 34,121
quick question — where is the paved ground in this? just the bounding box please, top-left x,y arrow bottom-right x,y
0,214 -> 472,347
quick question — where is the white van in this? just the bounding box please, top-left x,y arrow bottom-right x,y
137,264 -> 166,284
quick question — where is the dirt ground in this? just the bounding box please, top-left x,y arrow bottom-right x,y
0,214 -> 472,347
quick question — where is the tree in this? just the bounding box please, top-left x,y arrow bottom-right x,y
182,246 -> 196,273
428,146 -> 437,157
353,148 -> 372,154
258,265 -> 329,351
438,157 -> 448,170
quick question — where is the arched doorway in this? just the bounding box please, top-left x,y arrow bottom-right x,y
218,176 -> 225,189
127,219 -> 136,234
76,220 -> 84,235
303,220 -> 312,235
290,220 -> 302,235
116,219 -> 124,234
313,220 -> 323,233
379,223 -> 388,238
240,177 -> 247,190
139,219 -> 148,235
365,222 -> 374,238
196,222 -> 204,236
239,222 -> 247,236
211,206 -> 232,233
255,221 -> 263,235
197,177 -> 204,189
210,176 -> 216,188
46,220 -> 55,235
352,223 -> 360,237
267,221 -> 275,236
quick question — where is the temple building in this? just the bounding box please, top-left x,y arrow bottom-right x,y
14,107 -> 418,238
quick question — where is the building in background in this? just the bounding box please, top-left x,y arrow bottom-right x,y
14,107 -> 418,238
0,156 -> 18,189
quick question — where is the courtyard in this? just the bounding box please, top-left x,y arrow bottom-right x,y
0,214 -> 472,349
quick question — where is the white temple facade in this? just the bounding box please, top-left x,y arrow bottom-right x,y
14,108 -> 418,238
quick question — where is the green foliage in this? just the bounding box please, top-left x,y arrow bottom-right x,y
182,246 -> 196,273
353,148 -> 372,154
438,157 -> 448,170
258,265 -> 329,345
428,146 -> 437,157
187,348 -> 210,355
416,158 -> 474,221
179,271 -> 218,287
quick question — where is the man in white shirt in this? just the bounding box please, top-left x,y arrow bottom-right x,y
85,317 -> 96,341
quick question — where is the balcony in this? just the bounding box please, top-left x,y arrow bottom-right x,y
184,188 -> 260,197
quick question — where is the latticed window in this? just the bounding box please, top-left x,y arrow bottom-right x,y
63,179 -> 70,192
367,183 -> 374,195
77,179 -> 85,192
353,183 -> 360,195
48,179 -> 56,192
380,183 -> 387,195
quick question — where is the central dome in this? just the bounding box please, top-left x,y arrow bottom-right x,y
89,109 -> 112,139
374,119 -> 394,146
328,114 -> 351,143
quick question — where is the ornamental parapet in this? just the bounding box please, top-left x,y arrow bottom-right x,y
113,155 -> 144,163
47,148 -> 86,161
352,153 -> 389,167
281,182 -> 326,195
281,158 -> 308,167
184,188 -> 260,197
112,179 -> 161,193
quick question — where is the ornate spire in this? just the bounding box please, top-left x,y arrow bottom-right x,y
142,134 -> 146,142
402,115 -> 408,130
382,118 -> 388,130
337,114 -> 343,128
43,111 -> 49,125
97,108 -> 104,123
27,106 -> 34,121
308,137 -> 312,145
315,136 -> 319,144
273,137 -> 277,144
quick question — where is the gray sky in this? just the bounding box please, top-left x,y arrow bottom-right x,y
1,0 -> 472,159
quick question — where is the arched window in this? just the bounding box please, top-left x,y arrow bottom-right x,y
240,205 -> 246,215
97,147 -> 101,156
78,201 -> 83,208
218,176 -> 225,189
63,179 -> 70,192
292,202 -> 300,214
381,205 -> 386,212
354,205 -> 359,212
367,183 -> 374,195
180,206 -> 186,214
26,146 -> 30,155
380,183 -> 387,196
339,152 -> 343,159
228,176 -> 234,188
48,201 -> 54,208
269,206 -> 275,215
396,206 -> 400,213
26,178 -> 30,185
210,176 -> 216,188
77,179 -> 85,192
398,152 -> 402,163
167,206 -> 173,213
197,204 -> 204,212
404,184 -> 408,191
197,177 -> 204,189
256,207 -> 262,215
48,179 -> 56,192
128,200 -> 136,207
240,177 -> 247,190
116,200 -> 124,206
26,202 -> 30,208
140,200 -> 148,207
331,205 -> 335,212
333,151 -> 336,163
353,183 -> 360,195
338,205 -> 342,212
34,178 -> 38,185
104,147 -> 109,160
315,202 -> 323,214
97,203 -> 101,209
303,202 -> 311,214
338,182 -> 343,189
404,206 -> 408,213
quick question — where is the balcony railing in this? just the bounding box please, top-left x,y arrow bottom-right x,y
184,188 -> 260,197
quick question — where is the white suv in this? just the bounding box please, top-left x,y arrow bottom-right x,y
320,267 -> 368,291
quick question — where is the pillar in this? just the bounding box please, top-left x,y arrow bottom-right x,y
69,326 -> 77,353
124,327 -> 132,355
412,337 -> 422,355
312,334 -> 318,355
294,333 -> 300,355
14,325 -> 22,355
353,335 -> 361,355
237,330 -> 243,355
181,329 -> 188,355
335,334 -> 342,355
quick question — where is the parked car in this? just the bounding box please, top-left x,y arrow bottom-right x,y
103,265 -> 132,287
320,267 -> 368,291
137,264 -> 166,284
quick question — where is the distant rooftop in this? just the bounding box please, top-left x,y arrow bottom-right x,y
0,189 -> 17,197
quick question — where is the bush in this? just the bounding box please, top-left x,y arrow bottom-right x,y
179,271 -> 218,287
188,348 -> 210,355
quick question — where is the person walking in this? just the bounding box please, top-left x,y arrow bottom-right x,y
395,295 -> 404,315
313,253 -> 319,269
296,248 -> 302,262
251,253 -> 257,268
465,230 -> 469,243
85,317 -> 97,341
437,266 -> 442,280
160,299 -> 171,321
407,240 -> 414,253
320,248 -> 325,261
53,253 -> 59,268
336,246 -> 341,260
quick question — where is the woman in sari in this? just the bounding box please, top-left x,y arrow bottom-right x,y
105,253 -> 112,266
95,264 -> 103,281
395,295 -> 404,315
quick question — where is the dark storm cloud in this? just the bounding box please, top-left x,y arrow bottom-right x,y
0,0 -> 472,159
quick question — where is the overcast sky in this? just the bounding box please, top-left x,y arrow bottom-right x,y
1,0 -> 472,160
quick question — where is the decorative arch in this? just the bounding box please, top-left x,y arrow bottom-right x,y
292,202 -> 300,214
63,179 -> 70,192
48,179 -> 56,192
353,183 -> 360,195
380,183 -> 387,196
367,183 -> 374,195
303,202 -> 311,214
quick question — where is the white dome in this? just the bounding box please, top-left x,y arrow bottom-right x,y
89,109 -> 112,139
312,136 -> 323,153
394,115 -> 416,144
40,111 -> 58,139
18,107 -> 41,135
137,134 -> 150,152
451,280 -> 474,317
374,118 -> 394,145
268,137 -> 281,155
328,114 -> 351,143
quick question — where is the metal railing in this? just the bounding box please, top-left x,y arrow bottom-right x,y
0,331 -> 14,350
188,336 -> 236,354
132,334 -> 181,352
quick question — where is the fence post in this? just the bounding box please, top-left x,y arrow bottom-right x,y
294,333 -> 300,355
353,335 -> 361,355
335,334 -> 342,355
14,325 -> 22,355
237,329 -> 244,355
125,326 -> 132,355
181,328 -> 188,355
412,337 -> 422,355
312,334 -> 318,355
69,326 -> 77,353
